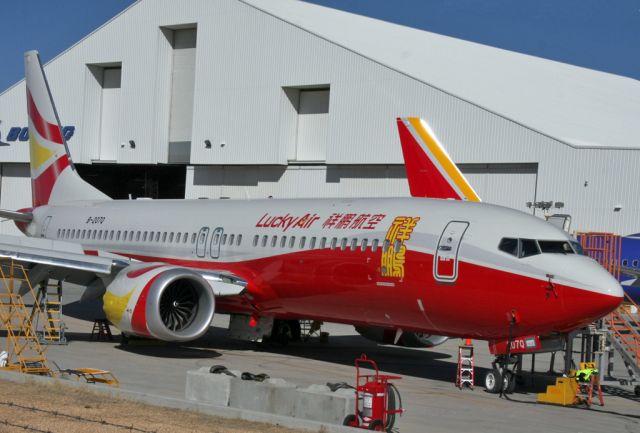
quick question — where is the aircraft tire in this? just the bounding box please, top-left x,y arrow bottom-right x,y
502,371 -> 516,394
484,369 -> 503,394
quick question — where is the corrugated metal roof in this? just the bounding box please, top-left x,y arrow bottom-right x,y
244,0 -> 640,150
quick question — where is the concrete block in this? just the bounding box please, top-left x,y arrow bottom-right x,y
185,368 -> 355,426
185,367 -> 232,406
294,384 -> 355,425
228,377 -> 296,414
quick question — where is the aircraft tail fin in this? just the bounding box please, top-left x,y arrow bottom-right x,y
397,117 -> 480,202
24,50 -> 109,207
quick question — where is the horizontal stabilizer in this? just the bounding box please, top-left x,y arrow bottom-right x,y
0,209 -> 33,222
397,117 -> 480,201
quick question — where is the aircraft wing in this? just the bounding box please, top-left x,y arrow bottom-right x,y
0,234 -> 246,298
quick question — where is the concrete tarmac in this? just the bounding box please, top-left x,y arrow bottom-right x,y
4,285 -> 639,433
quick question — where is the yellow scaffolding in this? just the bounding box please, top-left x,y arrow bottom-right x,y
0,259 -> 53,375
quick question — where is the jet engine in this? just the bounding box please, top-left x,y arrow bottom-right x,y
355,326 -> 448,348
103,263 -> 215,342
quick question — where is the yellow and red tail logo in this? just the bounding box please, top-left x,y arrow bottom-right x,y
397,117 -> 480,202
25,51 -> 71,207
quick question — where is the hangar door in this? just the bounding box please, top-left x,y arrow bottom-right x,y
0,164 -> 31,235
460,163 -> 538,213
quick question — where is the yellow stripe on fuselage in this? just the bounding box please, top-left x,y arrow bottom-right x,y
408,117 -> 480,202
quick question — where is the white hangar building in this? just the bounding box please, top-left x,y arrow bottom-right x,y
0,0 -> 638,236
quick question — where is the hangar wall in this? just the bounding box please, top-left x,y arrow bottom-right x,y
0,0 -> 638,235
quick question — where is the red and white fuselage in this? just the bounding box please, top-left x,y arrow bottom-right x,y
27,196 -> 622,340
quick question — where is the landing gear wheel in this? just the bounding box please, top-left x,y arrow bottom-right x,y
502,371 -> 516,394
484,369 -> 503,394
342,414 -> 357,427
368,420 -> 385,431
635,385 -> 640,397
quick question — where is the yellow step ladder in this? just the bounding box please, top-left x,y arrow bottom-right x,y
33,280 -> 67,344
0,260 -> 52,376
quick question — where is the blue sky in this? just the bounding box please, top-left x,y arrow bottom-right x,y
0,0 -> 638,91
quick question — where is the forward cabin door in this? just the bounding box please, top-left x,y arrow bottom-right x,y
196,227 -> 210,258
40,216 -> 52,238
434,221 -> 469,283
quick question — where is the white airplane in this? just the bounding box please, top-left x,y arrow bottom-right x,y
0,51 -> 622,390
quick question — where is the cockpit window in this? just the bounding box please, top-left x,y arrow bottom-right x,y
520,239 -> 540,258
570,241 -> 584,255
538,240 -> 574,254
498,238 -> 518,256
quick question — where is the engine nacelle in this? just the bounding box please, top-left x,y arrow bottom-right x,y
103,263 -> 215,342
355,326 -> 448,348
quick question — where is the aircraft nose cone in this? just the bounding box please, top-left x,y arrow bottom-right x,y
564,263 -> 623,326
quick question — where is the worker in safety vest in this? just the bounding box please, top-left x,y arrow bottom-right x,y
575,366 -> 598,382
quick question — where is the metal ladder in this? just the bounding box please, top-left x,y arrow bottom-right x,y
606,294 -> 640,382
456,340 -> 474,389
33,280 -> 67,344
0,260 -> 52,375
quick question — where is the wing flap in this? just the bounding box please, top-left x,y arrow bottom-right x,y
0,234 -> 117,275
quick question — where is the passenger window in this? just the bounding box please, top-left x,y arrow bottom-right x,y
253,235 -> 259,247
98,230 -> 103,240
169,232 -> 174,243
117,231 -> 121,241
143,232 -> 148,242
155,232 -> 161,242
129,231 -> 134,241
149,231 -> 154,241
394,239 -> 401,253
622,259 -> 629,266
330,238 -> 337,250
237,234 -> 242,246
350,238 -> 357,251
271,236 -> 277,247
110,231 -> 114,241
309,237 -> 316,249
71,229 -> 75,238
222,234 -> 228,245
371,239 -> 379,252
229,234 -> 235,246
520,239 -> 540,258
162,232 -> 167,242
57,229 -> 61,238
320,237 -> 327,248
383,239 -> 390,251
633,260 -> 639,268
280,236 -> 287,248
340,238 -> 347,251
289,236 -> 296,248
498,238 -> 518,256
81,229 -> 86,239
136,231 -> 141,242
300,236 -> 306,249
261,235 -> 268,247
92,230 -> 97,240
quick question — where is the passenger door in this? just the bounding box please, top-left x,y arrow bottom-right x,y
210,227 -> 224,259
434,221 -> 469,283
196,227 -> 210,258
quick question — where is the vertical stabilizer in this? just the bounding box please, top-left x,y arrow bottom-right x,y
24,50 -> 109,207
397,117 -> 480,202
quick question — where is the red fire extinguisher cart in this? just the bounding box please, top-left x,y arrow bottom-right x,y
343,354 -> 403,431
